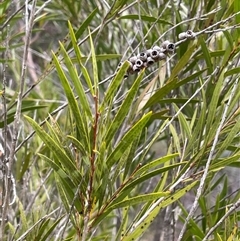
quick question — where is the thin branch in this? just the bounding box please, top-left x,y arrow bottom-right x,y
0,0 -> 33,31
60,170 -> 86,240
82,92 -> 100,241
89,163 -> 142,230
177,76 -> 239,241
1,22 -> 10,224
34,0 -> 53,17
15,207 -> 60,241
202,198 -> 240,241
125,67 -> 219,234
1,0 -> 37,238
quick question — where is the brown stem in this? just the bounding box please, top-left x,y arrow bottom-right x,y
82,92 -> 99,240
88,92 -> 99,212
89,163 -> 142,230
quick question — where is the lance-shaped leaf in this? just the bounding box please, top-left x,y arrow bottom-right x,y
110,162 -> 186,206
59,37 -> 92,118
134,153 -> 179,176
24,116 -> 83,185
122,181 -> 198,241
105,70 -> 144,146
51,49 -> 90,152
66,8 -> 97,51
110,192 -> 170,210
68,21 -> 94,94
92,162 -> 185,227
89,28 -> 98,94
104,0 -> 128,21
106,112 -> 152,169
100,60 -> 130,111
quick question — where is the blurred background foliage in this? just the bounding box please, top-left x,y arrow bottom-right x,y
1,0 -> 240,240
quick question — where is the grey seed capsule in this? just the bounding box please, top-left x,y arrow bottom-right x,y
135,59 -> 144,68
133,65 -> 141,72
159,47 -> 166,53
186,30 -> 196,39
161,40 -> 171,49
146,49 -> 153,56
153,45 -> 161,52
150,50 -> 159,60
159,52 -> 167,60
147,56 -> 155,66
166,43 -> 175,53
137,52 -> 148,61
178,32 -> 187,40
129,56 -> 138,64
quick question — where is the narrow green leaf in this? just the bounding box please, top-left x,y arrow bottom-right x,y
100,60 -> 130,111
16,152 -> 31,181
122,181 -> 198,241
25,116 -> 82,184
224,67 -> 240,77
110,163 -> 186,207
170,124 -> 182,155
66,8 -> 98,51
106,112 -> 152,168
54,172 -> 71,213
143,78 -> 178,109
35,219 -> 51,241
18,200 -> 28,230
105,70 -> 144,146
89,29 -> 98,94
67,135 -> 87,157
234,0 -> 240,24
38,154 -> 84,189
110,192 -> 170,210
25,117 -> 73,169
55,172 -> 83,213
157,98 -> 199,105
174,104 -> 192,139
181,68 -> 206,82
148,110 -> 169,122
51,50 -> 90,152
185,91 -> 206,157
199,36 -> 213,74
168,43 -> 197,83
116,206 -> 129,240
211,154 -> 240,170
0,105 -> 46,128
41,217 -> 63,241
133,159 -> 172,223
111,144 -> 132,184
205,71 -> 224,135
68,21 -> 94,95
123,131 -> 142,179
45,120 -> 62,145
104,0 -> 128,21
119,14 -> 173,25
59,41 -> 92,118
135,153 -> 179,176
215,120 -> 240,159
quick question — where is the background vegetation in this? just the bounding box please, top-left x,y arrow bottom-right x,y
1,0 -> 240,240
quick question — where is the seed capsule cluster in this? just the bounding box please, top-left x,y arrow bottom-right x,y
178,30 -> 196,40
117,30 -> 195,78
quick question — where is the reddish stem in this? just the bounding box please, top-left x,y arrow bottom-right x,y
88,92 -> 99,213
